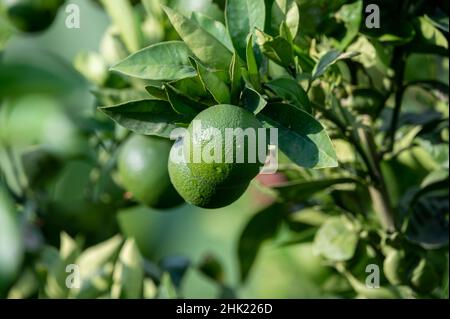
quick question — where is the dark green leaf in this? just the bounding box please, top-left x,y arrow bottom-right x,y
163,6 -> 232,70
246,34 -> 261,89
110,41 -> 196,81
229,51 -> 243,103
241,85 -> 267,114
311,50 -> 359,80
99,99 -> 189,138
266,77 -> 311,113
238,203 -> 283,282
145,85 -> 168,100
255,29 -> 293,67
164,83 -> 206,116
225,0 -> 266,60
198,254 -> 224,283
273,177 -> 360,201
190,58 -> 231,104
258,103 -> 338,168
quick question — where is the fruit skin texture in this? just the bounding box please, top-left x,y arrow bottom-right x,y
5,0 -> 65,33
168,140 -> 249,208
169,104 -> 265,209
184,104 -> 265,186
118,135 -> 183,209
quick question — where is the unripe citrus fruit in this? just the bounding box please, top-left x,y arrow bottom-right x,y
168,140 -> 249,208
184,104 -> 266,185
117,134 -> 183,209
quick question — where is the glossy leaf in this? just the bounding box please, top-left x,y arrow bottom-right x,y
246,34 -> 261,89
163,6 -> 232,70
258,103 -> 338,168
225,0 -> 266,60
110,41 -> 196,80
190,58 -> 231,104
191,12 -> 233,51
272,0 -> 300,39
241,85 -> 267,114
335,0 -> 363,49
266,78 -> 311,113
99,99 -> 189,138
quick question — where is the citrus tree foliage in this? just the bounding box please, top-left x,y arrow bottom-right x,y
0,0 -> 448,299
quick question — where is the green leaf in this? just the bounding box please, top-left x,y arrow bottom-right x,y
111,239 -> 144,299
258,103 -> 338,168
238,203 -> 283,282
0,184 -> 23,294
99,99 -> 189,138
110,41 -> 196,80
255,29 -> 293,67
335,0 -> 363,50
225,0 -> 266,60
162,6 -> 232,70
246,34 -> 261,90
312,50 -> 359,80
229,51 -> 243,103
313,216 -> 359,262
99,0 -> 143,52
145,85 -> 168,100
272,0 -> 300,39
241,85 -> 267,114
266,77 -> 311,113
93,88 -> 150,106
198,254 -> 225,283
158,272 -> 178,299
273,178 -> 360,201
191,12 -> 233,51
71,235 -> 123,298
164,83 -> 206,116
190,58 -> 231,104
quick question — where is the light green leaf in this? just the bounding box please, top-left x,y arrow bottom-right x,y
266,78 -> 311,113
163,6 -> 232,70
71,235 -> 123,298
111,239 -> 144,299
111,41 -> 196,80
258,103 -> 338,168
225,0 -> 266,60
335,0 -> 363,50
272,0 -> 300,39
190,58 -> 231,104
99,0 -> 143,52
158,272 -> 178,299
93,88 -> 151,106
191,12 -> 233,51
99,99 -> 190,138
313,216 -> 359,261
0,184 -> 23,294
